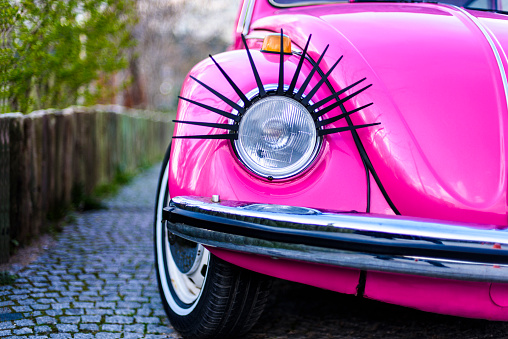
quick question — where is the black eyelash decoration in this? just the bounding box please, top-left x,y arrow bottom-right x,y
174,30 -> 379,140
177,96 -> 240,122
317,122 -> 381,137
242,34 -> 266,97
300,55 -> 343,106
312,84 -> 373,120
287,34 -> 311,96
309,77 -> 366,112
172,134 -> 238,140
209,55 -> 250,107
173,120 -> 239,131
293,44 -> 329,102
317,103 -> 373,128
189,76 -> 245,114
277,29 -> 285,96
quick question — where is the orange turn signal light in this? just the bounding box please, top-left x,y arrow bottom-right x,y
261,33 -> 292,54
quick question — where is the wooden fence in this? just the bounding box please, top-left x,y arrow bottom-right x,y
0,106 -> 173,263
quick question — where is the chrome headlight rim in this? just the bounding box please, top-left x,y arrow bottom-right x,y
232,84 -> 322,180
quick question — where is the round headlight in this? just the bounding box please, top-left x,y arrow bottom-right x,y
235,96 -> 320,179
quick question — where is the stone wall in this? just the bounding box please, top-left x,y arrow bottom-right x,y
0,106 -> 173,263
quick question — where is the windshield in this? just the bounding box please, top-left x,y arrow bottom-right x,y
269,0 -> 508,12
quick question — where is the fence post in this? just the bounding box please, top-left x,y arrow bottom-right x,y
0,116 -> 9,263
0,107 -> 172,263
0,113 -> 23,264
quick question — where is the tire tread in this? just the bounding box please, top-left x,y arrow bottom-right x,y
155,144 -> 271,339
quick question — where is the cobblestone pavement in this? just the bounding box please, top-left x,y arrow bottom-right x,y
0,164 -> 180,339
247,279 -> 508,339
3,164 -> 508,339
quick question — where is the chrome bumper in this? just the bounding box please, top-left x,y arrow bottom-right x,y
163,196 -> 508,283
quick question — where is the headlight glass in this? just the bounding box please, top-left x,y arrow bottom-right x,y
235,96 -> 319,179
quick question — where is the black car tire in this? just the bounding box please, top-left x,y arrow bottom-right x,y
154,143 -> 272,339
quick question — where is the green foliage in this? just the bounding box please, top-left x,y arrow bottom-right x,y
93,168 -> 136,197
1,0 -> 136,114
0,271 -> 18,285
71,182 -> 106,211
69,168 -> 136,212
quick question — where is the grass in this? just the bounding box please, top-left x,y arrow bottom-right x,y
0,271 -> 18,285
92,169 -> 137,199
70,167 -> 140,211
9,161 -> 160,259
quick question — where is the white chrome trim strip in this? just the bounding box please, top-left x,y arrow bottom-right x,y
452,5 -> 508,114
170,196 -> 508,244
237,0 -> 257,36
166,196 -> 508,283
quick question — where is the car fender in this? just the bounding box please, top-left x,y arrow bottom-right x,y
169,48 -> 391,212
252,8 -> 508,226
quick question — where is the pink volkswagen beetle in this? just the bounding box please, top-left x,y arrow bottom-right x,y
154,0 -> 508,337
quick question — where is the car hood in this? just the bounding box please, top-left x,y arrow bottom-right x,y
251,3 -> 508,225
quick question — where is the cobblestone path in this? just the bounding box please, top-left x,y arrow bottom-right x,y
4,164 -> 508,339
0,164 -> 180,339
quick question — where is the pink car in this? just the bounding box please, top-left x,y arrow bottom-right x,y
154,0 -> 508,337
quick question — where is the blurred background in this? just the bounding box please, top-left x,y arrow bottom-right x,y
0,0 -> 242,258
129,0 -> 242,111
2,0 -> 242,114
